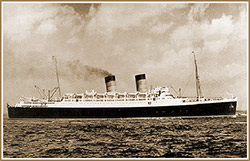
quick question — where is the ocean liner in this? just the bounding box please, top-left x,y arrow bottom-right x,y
7,52 -> 237,118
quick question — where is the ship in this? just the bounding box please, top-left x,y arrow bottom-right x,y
7,52 -> 237,118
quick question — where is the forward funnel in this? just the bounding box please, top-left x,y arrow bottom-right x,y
105,75 -> 116,93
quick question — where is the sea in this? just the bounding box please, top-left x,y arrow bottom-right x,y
3,111 -> 247,158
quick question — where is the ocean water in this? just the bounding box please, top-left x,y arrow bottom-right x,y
3,112 -> 247,158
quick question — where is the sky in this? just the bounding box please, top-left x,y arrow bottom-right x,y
2,2 -> 248,112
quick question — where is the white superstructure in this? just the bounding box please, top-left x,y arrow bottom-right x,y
14,86 -> 236,108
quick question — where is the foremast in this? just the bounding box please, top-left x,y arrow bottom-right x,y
52,56 -> 61,98
33,56 -> 61,102
192,51 -> 202,101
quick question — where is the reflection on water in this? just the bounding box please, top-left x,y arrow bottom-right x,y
3,111 -> 247,158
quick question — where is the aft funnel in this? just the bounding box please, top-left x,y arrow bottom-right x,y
135,74 -> 147,93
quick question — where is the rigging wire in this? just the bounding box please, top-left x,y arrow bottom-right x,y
198,68 -> 233,97
166,59 -> 194,94
182,66 -> 195,96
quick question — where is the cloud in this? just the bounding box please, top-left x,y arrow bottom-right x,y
188,3 -> 209,22
150,21 -> 173,35
35,19 -> 58,35
86,4 -> 98,18
86,3 -> 187,38
4,3 -> 84,43
4,4 -> 56,41
169,11 -> 239,54
233,7 -> 247,40
203,14 -> 234,40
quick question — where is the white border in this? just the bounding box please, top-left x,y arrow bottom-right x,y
1,1 -> 249,4
246,1 -> 249,160
1,1 -> 249,160
1,0 -> 4,160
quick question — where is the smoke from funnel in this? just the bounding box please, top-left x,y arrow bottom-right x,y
67,60 -> 112,80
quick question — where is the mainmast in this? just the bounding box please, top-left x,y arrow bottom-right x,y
192,51 -> 202,101
52,56 -> 61,97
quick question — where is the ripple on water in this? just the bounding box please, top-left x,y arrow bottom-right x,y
3,114 -> 247,158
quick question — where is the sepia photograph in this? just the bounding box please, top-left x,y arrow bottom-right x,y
2,1 -> 248,158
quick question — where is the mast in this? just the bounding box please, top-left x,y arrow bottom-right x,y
192,51 -> 202,101
52,56 -> 61,97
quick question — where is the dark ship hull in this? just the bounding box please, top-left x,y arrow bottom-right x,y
8,101 -> 237,118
